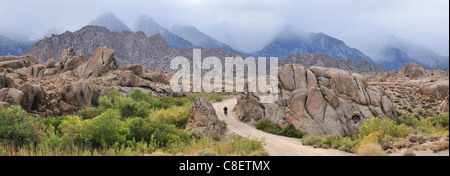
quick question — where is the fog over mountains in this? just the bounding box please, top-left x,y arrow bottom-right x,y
1,10 -> 448,71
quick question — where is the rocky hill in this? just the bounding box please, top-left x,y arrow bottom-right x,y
1,46 -> 176,116
24,26 -> 243,71
279,52 -> 386,73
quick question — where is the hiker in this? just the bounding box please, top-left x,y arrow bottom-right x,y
223,106 -> 228,116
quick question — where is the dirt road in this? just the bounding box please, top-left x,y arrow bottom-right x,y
213,98 -> 352,156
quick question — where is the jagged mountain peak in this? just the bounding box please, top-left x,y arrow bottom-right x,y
88,12 -> 130,32
254,27 -> 375,64
134,15 -> 194,48
170,24 -> 240,53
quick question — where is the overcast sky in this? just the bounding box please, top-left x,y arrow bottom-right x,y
0,0 -> 448,58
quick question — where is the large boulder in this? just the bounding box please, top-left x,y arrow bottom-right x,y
418,80 -> 449,99
17,84 -> 53,116
61,48 -> 85,72
0,73 -> 16,88
236,64 -> 395,136
119,70 -> 139,87
0,55 -> 38,69
400,62 -> 428,79
76,46 -> 120,78
187,97 -> 226,137
58,81 -> 99,115
123,64 -> 143,77
141,69 -> 171,85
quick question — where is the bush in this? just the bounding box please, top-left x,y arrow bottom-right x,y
81,109 -> 130,147
126,118 -> 191,150
148,104 -> 190,129
255,118 -> 304,138
426,113 -> 449,129
359,118 -> 411,140
356,143 -> 387,156
302,134 -> 356,152
0,105 -> 44,147
79,107 -> 103,120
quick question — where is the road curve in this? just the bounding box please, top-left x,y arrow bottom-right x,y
213,98 -> 352,156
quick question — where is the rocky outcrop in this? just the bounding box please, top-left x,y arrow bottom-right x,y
280,53 -> 386,74
236,64 -> 395,136
441,96 -> 449,113
187,98 -> 226,137
119,70 -> 139,87
0,73 -> 16,88
0,55 -> 39,69
58,81 -> 99,115
400,62 -> 428,79
76,46 -> 120,78
142,69 -> 171,85
123,64 -> 143,77
418,80 -> 449,99
60,48 -> 85,72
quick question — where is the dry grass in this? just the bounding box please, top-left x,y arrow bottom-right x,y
393,138 -> 412,149
407,135 -> 427,144
402,149 -> 416,156
356,143 -> 387,156
427,134 -> 441,142
430,141 -> 449,153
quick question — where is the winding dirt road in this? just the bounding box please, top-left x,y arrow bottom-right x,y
213,98 -> 352,156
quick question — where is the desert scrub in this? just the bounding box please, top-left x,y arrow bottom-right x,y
301,134 -> 355,153
396,113 -> 448,135
0,105 -> 45,148
255,118 -> 304,138
147,104 -> 190,129
176,135 -> 265,156
356,143 -> 387,156
359,118 -> 411,140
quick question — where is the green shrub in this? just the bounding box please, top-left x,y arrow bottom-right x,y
0,105 -> 44,147
302,134 -> 356,152
126,118 -> 191,150
79,107 -> 103,120
255,118 -> 304,138
426,113 -> 449,129
396,114 -> 421,128
148,104 -> 190,129
359,118 -> 411,140
82,109 -> 130,147
280,124 -> 304,138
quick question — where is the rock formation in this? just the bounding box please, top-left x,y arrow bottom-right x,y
1,46 -> 175,117
279,53 -> 386,73
76,46 -> 120,78
187,97 -> 226,137
367,62 -> 449,114
236,64 -> 395,136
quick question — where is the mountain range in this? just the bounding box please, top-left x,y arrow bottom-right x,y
170,25 -> 240,53
2,12 -> 448,71
375,37 -> 449,70
88,12 -> 130,32
0,34 -> 34,56
133,15 -> 194,48
23,25 -> 243,71
253,26 -> 376,64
